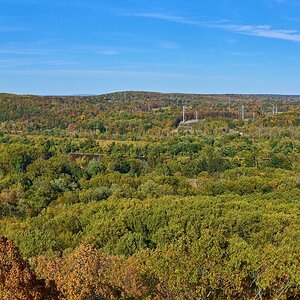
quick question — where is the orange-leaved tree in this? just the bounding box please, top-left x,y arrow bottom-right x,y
0,236 -> 59,300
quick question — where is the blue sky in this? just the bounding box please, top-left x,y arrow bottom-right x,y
1,0 -> 300,95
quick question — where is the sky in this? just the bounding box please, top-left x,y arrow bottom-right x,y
1,0 -> 300,95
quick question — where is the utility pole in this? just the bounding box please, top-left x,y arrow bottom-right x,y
196,111 -> 198,122
183,106 -> 186,123
275,105 -> 278,115
241,105 -> 245,120
272,105 -> 275,115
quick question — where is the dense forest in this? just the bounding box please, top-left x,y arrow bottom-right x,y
2,91 -> 300,299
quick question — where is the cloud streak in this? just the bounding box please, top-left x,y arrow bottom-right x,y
124,12 -> 300,42
215,24 -> 300,42
0,69 -> 182,79
122,13 -> 200,26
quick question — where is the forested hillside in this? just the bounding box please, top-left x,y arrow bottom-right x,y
1,92 -> 300,299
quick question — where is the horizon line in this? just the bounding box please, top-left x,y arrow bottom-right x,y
1,90 -> 300,97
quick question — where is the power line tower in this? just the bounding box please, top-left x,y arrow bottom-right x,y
272,104 -> 279,115
183,106 -> 186,123
241,105 -> 245,120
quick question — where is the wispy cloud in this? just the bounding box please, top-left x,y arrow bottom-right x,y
214,24 -> 300,42
122,12 -> 200,26
0,58 -> 74,67
124,12 -> 300,43
227,51 -> 254,57
0,69 -> 182,79
98,49 -> 120,56
0,49 -> 53,55
158,41 -> 179,49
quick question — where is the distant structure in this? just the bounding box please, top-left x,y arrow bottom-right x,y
173,106 -> 199,134
272,104 -> 279,115
241,105 -> 245,120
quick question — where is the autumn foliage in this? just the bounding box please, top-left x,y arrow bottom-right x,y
35,244 -> 120,300
2,93 -> 300,299
0,237 -> 58,300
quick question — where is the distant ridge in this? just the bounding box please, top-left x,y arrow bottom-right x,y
1,91 -> 300,98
